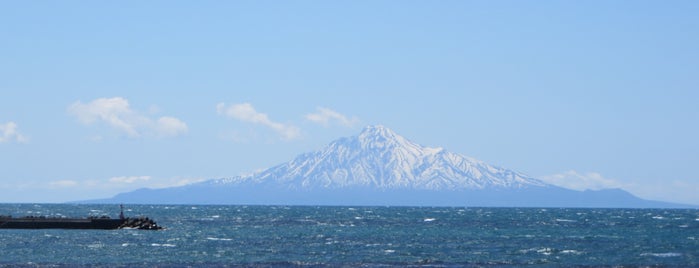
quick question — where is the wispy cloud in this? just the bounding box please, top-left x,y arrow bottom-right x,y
155,116 -> 189,137
305,107 -> 360,127
0,121 -> 28,143
68,97 -> 188,138
46,175 -> 205,190
109,175 -> 152,184
540,170 -> 624,191
216,102 -> 301,140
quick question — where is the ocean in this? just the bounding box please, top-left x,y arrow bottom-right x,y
0,204 -> 697,267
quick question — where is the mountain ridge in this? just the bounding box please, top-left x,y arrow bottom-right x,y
85,125 -> 696,208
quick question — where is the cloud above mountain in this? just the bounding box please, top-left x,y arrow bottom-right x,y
42,176 -> 205,191
216,102 -> 301,140
540,170 -> 624,191
109,175 -> 152,184
306,107 -> 360,127
0,121 -> 28,143
68,97 -> 188,138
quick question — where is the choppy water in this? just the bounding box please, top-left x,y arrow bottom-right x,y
0,204 -> 697,267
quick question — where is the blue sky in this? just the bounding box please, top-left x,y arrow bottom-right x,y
1,1 -> 698,204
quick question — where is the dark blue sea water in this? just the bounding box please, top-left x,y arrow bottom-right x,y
0,204 -> 697,267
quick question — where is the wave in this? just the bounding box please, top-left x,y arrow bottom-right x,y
641,252 -> 682,258
206,237 -> 233,241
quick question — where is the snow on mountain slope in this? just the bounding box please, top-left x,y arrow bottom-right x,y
211,125 -> 549,190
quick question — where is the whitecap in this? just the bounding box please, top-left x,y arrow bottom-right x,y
206,237 -> 233,241
518,247 -> 537,254
536,247 -> 554,255
384,249 -> 396,253
641,252 -> 682,258
423,218 -> 436,222
151,243 -> 176,247
560,249 -> 582,255
555,219 -> 576,222
87,243 -> 104,249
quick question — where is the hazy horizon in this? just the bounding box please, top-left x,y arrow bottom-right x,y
1,2 -> 698,205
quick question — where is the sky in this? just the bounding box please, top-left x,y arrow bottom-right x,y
1,1 -> 698,204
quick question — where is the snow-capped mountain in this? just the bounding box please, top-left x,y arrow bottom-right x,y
210,125 -> 548,190
93,125 -> 694,208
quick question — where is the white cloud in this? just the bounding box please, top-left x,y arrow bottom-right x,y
305,107 -> 360,127
68,97 -> 140,137
217,102 -> 300,140
155,116 -> 189,137
540,170 -> 624,191
163,177 -> 208,187
68,97 -> 188,138
0,121 -> 28,143
45,175 -> 202,189
109,175 -> 152,184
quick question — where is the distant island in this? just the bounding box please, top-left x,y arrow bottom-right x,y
86,125 -> 695,208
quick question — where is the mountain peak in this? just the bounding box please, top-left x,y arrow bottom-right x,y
359,125 -> 396,137
213,125 -> 548,190
357,125 -> 421,151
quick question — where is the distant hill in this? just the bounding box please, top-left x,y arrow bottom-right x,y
87,125 -> 694,208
